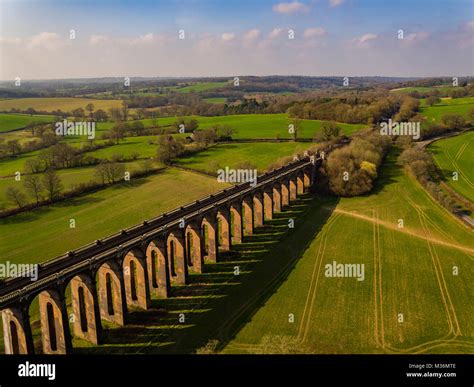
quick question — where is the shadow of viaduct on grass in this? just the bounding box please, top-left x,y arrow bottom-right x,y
73,193 -> 339,354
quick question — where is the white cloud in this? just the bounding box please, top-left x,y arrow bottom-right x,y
303,27 -> 326,38
221,32 -> 235,41
272,1 -> 310,14
137,33 -> 154,43
121,33 -> 157,45
26,32 -> 65,51
89,33 -> 162,46
0,37 -> 22,45
329,0 -> 345,7
268,28 -> 284,39
404,32 -> 430,42
243,29 -> 261,41
0,26 -> 471,80
89,35 -> 108,45
463,20 -> 474,31
353,33 -> 378,46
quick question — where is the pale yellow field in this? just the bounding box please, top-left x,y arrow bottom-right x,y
0,98 -> 123,113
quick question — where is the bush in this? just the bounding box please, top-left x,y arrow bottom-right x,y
398,145 -> 456,212
323,133 -> 391,196
440,114 -> 466,130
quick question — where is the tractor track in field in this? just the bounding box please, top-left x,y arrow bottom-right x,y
383,198 -> 464,354
332,208 -> 474,255
445,145 -> 473,189
226,211 -> 340,352
372,209 -> 385,350
217,203 -> 334,349
409,199 -> 461,337
297,214 -> 340,344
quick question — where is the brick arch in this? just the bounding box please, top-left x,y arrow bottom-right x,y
217,206 -> 231,252
280,179 -> 290,207
1,306 -> 34,354
145,238 -> 170,298
230,201 -> 243,244
296,170 -> 305,195
263,187 -> 274,220
201,213 -> 218,263
241,195 -> 254,236
272,182 -> 282,212
122,249 -> 150,310
289,174 -> 298,201
36,288 -> 72,354
97,260 -> 127,326
67,273 -> 101,345
167,230 -> 188,285
185,222 -> 204,273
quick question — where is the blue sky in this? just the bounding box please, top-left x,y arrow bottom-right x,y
0,0 -> 472,79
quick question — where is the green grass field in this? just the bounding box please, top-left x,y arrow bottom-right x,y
140,114 -> 364,139
0,160 -> 153,210
173,81 -> 229,93
84,136 -> 158,159
1,144 -> 472,355
0,167 -> 228,351
391,86 -> 460,94
48,149 -> 471,355
204,97 -> 227,104
7,113 -> 361,140
0,168 -> 227,266
420,97 -> 474,123
0,113 -> 55,132
175,142 -> 310,173
428,131 -> 474,202
220,150 -> 474,354
0,98 -> 123,113
194,114 -> 365,139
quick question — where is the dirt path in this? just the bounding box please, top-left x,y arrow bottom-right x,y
332,208 -> 474,255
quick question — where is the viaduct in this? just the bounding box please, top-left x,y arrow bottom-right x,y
0,154 -> 320,354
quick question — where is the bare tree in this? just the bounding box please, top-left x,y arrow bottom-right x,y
122,100 -> 129,121
42,169 -> 63,201
6,140 -> 21,156
6,186 -> 27,208
24,174 -> 43,204
94,161 -> 125,184
86,103 -> 95,119
109,124 -> 126,144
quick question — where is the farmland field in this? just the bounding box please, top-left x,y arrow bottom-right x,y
90,114 -> 364,139
0,167 -> 229,351
0,160 -> 154,209
0,168 -> 227,266
0,98 -> 123,113
47,149 -> 473,355
139,113 -> 365,139
390,86 -> 460,94
204,97 -> 227,104
220,151 -> 474,354
194,114 -> 365,139
0,113 -> 55,132
172,81 -> 229,93
420,97 -> 474,122
175,142 -> 311,173
428,131 -> 474,202
0,113 -> 365,145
